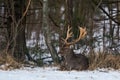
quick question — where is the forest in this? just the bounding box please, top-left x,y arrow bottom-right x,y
0,0 -> 120,70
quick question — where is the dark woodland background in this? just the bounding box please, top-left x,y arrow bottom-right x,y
0,0 -> 120,70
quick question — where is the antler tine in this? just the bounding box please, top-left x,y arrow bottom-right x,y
63,25 -> 73,44
66,26 -> 73,39
79,27 -> 87,39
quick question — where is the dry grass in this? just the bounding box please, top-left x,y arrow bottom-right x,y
0,51 -> 21,70
88,52 -> 120,70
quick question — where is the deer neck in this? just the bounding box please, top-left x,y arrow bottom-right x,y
63,48 -> 74,59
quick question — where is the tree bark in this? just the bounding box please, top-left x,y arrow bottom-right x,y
42,0 -> 60,64
6,0 -> 28,62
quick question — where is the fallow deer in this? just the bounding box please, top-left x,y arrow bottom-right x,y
59,26 -> 89,70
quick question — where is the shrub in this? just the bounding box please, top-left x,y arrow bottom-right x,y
88,52 -> 120,70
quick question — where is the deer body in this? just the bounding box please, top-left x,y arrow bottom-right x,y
60,26 -> 89,70
60,47 -> 89,70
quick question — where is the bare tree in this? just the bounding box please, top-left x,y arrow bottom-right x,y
5,0 -> 30,62
42,0 -> 60,64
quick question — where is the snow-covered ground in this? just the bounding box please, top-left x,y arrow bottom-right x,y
0,67 -> 120,80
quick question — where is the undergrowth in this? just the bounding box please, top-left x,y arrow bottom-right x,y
0,50 -> 120,70
88,52 -> 120,70
0,50 -> 21,70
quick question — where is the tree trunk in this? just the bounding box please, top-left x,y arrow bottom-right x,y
65,0 -> 73,26
117,2 -> 120,42
6,0 -> 28,62
42,0 -> 60,64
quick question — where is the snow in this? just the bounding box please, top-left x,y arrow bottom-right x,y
0,67 -> 120,80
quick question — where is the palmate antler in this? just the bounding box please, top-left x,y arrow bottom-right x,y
63,25 -> 87,46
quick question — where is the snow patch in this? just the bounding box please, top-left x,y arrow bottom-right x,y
0,67 -> 119,80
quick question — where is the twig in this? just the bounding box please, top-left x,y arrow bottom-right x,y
92,0 -> 120,25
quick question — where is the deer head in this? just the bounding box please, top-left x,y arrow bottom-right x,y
59,26 -> 88,70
